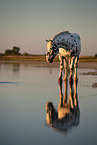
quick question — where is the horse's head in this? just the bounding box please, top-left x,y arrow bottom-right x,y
46,40 -> 59,63
46,102 -> 54,124
46,102 -> 58,125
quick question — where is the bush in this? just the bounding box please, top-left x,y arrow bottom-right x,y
23,52 -> 29,56
95,54 -> 97,57
0,53 -> 3,56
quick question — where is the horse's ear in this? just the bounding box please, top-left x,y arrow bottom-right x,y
46,39 -> 53,43
50,40 -> 53,42
46,39 -> 49,42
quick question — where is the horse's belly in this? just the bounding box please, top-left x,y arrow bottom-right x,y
58,107 -> 70,119
59,48 -> 71,57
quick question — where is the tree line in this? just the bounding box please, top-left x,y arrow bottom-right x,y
0,46 -> 97,57
5,46 -> 21,55
0,46 -> 29,56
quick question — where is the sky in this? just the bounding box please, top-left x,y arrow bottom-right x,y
0,0 -> 97,56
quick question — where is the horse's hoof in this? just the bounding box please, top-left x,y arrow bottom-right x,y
63,78 -> 68,81
69,77 -> 73,85
58,77 -> 62,83
74,77 -> 78,82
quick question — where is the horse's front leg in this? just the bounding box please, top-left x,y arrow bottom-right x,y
58,55 -> 64,82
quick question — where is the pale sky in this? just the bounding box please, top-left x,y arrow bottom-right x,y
0,0 -> 97,56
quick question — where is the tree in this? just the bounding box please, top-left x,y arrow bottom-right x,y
4,46 -> 21,55
13,46 -> 20,54
5,49 -> 12,55
0,53 -> 3,56
95,54 -> 97,57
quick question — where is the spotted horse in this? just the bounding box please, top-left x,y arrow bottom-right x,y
46,31 -> 81,81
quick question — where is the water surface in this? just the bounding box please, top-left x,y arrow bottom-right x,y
0,63 -> 97,145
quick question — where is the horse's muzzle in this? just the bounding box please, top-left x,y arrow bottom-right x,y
46,56 -> 53,63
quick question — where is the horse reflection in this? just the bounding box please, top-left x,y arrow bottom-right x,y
46,79 -> 80,131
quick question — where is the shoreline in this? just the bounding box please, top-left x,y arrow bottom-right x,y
0,61 -> 97,69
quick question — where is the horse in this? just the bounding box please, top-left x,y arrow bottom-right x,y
46,31 -> 81,81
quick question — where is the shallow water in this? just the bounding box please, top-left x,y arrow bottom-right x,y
0,63 -> 97,145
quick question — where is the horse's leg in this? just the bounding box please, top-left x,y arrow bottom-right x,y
58,55 -> 64,82
69,56 -> 75,81
63,57 -> 68,81
63,79 -> 68,107
68,78 -> 74,109
74,57 -> 79,80
58,79 -> 63,109
74,78 -> 79,108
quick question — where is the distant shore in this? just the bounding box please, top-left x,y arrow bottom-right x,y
0,55 -> 97,69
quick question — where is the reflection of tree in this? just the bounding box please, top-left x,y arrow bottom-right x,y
46,78 -> 80,132
13,64 -> 20,72
49,68 -> 52,74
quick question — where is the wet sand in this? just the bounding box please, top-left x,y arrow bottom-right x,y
78,62 -> 97,69
0,61 -> 97,69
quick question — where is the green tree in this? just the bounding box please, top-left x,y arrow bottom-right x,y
95,54 -> 97,57
0,53 -> 3,56
5,49 -> 12,55
13,46 -> 20,54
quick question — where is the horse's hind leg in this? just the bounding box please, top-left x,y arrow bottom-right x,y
63,58 -> 68,81
74,57 -> 79,80
69,56 -> 75,81
74,78 -> 79,108
58,79 -> 63,109
68,78 -> 74,109
63,79 -> 68,107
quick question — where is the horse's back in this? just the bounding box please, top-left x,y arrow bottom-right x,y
53,31 -> 70,41
53,31 -> 81,56
53,31 -> 80,42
